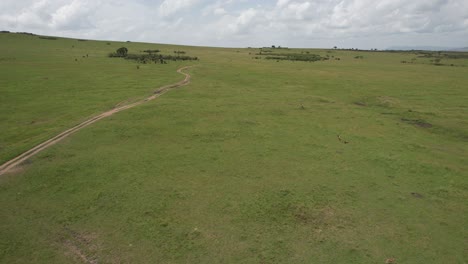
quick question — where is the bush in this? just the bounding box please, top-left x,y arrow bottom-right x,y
116,47 -> 128,57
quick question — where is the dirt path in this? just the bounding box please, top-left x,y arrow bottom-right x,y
0,66 -> 192,176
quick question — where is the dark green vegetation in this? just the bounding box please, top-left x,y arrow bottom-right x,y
115,47 -> 128,57
255,48 -> 328,62
1,32 -> 467,263
109,47 -> 198,64
384,50 -> 468,67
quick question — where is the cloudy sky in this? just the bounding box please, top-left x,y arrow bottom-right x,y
1,0 -> 467,49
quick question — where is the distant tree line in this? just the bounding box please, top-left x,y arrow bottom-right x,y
269,45 -> 288,49
17,32 -> 36,35
0,31 -> 36,35
38,36 -> 57,40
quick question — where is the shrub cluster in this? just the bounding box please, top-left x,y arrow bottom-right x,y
263,53 -> 328,62
124,54 -> 198,64
108,47 -> 198,64
416,51 -> 468,59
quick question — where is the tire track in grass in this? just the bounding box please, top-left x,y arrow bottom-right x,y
0,66 -> 192,176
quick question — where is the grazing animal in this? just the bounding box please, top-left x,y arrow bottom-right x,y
337,135 -> 349,144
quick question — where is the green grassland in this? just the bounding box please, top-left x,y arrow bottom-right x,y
1,32 -> 467,263
0,33 -> 196,164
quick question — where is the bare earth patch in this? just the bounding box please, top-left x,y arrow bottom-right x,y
60,227 -> 100,264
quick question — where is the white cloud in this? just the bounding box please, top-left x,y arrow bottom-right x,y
159,0 -> 199,17
213,7 -> 227,16
226,8 -> 262,35
281,1 -> 311,20
50,0 -> 94,30
0,0 -> 467,49
277,0 -> 291,8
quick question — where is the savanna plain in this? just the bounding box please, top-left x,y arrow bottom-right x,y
0,32 -> 467,263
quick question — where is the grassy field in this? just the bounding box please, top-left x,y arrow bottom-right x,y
1,32 -> 467,263
0,33 -> 195,164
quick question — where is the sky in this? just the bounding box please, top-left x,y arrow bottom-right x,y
1,0 -> 467,49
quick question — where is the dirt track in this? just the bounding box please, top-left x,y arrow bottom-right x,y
0,66 -> 192,176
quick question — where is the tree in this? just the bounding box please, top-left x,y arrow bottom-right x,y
333,46 -> 337,49
116,47 -> 128,57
